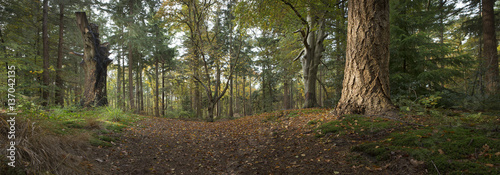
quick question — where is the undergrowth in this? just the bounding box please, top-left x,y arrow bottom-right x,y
0,106 -> 142,174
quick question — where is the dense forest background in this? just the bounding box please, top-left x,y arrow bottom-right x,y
1,0 -> 499,118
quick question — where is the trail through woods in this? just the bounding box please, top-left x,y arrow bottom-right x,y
92,110 -> 423,174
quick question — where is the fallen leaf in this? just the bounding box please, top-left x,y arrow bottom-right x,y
438,149 -> 445,155
485,164 -> 494,167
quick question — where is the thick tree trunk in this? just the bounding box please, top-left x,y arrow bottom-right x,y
334,0 -> 396,116
75,12 -> 112,107
55,4 -> 64,106
41,0 -> 49,106
482,0 -> 499,95
300,11 -> 326,108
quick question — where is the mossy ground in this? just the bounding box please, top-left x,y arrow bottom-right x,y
346,110 -> 500,174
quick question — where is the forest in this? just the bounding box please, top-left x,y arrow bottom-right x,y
0,0 -> 499,174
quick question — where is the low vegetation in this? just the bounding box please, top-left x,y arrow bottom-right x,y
0,106 -> 142,174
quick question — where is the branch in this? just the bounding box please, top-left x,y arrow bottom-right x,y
69,51 -> 84,57
294,49 -> 305,62
215,33 -> 243,104
192,75 -> 211,97
320,59 -> 332,70
280,0 -> 308,25
316,77 -> 328,99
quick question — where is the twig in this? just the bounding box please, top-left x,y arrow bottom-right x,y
431,160 -> 441,175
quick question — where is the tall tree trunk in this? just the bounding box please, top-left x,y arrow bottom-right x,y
117,46 -> 122,109
41,0 -> 50,106
243,75 -> 246,115
334,0 -> 396,116
75,12 -> 112,107
249,77 -> 252,115
301,12 -> 326,108
229,73 -> 233,117
216,64 -> 221,117
55,4 -> 65,106
155,56 -> 160,117
482,0 -> 499,95
162,62 -> 165,116
283,80 -> 290,109
128,0 -> 136,112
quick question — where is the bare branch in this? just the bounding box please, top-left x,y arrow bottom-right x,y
294,49 -> 305,62
280,0 -> 308,25
69,51 -> 84,57
193,75 -> 211,97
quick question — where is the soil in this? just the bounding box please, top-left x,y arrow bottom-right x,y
90,113 -> 424,174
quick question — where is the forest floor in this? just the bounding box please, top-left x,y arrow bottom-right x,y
92,108 -> 401,174
1,108 -> 499,174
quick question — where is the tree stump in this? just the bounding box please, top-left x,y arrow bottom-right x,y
75,12 -> 112,107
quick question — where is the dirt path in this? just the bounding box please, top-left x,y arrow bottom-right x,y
94,112 -> 376,174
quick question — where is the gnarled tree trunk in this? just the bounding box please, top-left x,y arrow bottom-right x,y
334,0 -> 396,116
75,12 -> 112,107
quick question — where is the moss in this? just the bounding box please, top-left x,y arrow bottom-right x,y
356,125 -> 500,174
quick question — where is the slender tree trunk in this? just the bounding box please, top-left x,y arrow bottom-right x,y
162,62 -> 165,116
334,0 -> 396,116
155,56 -> 160,117
128,0 -> 135,112
243,75 -> 246,115
55,4 -> 65,106
42,0 -> 50,106
216,64 -> 221,117
117,46 -> 122,109
482,0 -> 499,95
229,73 -> 233,117
249,77 -> 252,115
283,80 -> 290,109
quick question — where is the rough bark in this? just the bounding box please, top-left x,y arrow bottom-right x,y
482,0 -> 499,95
334,0 -> 396,116
75,12 -> 112,107
41,0 -> 49,106
55,4 -> 65,106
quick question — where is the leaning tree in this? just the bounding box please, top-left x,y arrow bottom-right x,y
74,12 -> 112,107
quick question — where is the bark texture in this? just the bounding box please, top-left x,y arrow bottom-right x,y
482,0 -> 499,95
75,12 -> 112,107
334,0 -> 396,116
